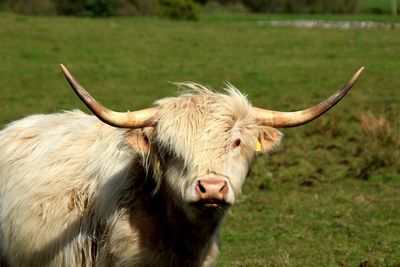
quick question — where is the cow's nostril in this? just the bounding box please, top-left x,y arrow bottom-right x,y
219,182 -> 226,192
198,181 -> 206,193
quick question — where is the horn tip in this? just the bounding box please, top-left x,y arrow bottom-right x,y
59,64 -> 69,76
60,64 -> 75,84
356,66 -> 365,75
351,66 -> 365,83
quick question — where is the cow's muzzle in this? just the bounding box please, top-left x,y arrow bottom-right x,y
190,176 -> 232,210
196,178 -> 227,202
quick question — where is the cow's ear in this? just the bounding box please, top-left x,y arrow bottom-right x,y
125,127 -> 155,155
257,126 -> 283,154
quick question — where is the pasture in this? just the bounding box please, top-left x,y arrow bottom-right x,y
0,12 -> 399,266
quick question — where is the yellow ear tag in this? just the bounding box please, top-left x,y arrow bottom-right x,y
256,140 -> 262,152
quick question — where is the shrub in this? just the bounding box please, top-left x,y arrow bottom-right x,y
114,0 -> 138,16
242,0 -> 285,13
130,0 -> 159,15
158,0 -> 200,20
4,0 -> 123,16
83,0 -> 122,16
54,0 -> 86,16
193,0 -> 209,4
4,0 -> 57,15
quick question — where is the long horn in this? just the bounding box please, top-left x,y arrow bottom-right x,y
60,64 -> 157,128
253,67 -> 364,128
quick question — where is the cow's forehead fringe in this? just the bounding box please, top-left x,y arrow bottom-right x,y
153,82 -> 256,170
154,82 -> 251,113
154,82 -> 254,133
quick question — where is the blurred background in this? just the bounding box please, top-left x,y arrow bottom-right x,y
0,0 -> 398,18
0,0 -> 399,266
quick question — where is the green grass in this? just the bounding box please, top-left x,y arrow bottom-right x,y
0,12 -> 399,266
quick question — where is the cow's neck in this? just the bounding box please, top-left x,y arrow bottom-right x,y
159,178 -> 224,233
127,169 -> 224,265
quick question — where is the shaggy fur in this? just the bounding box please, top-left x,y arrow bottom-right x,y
0,84 -> 282,266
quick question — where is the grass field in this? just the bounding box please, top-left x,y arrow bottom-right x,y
0,12 -> 399,266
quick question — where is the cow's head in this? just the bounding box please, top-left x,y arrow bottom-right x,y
60,65 -> 363,217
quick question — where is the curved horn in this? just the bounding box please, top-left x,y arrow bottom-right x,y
253,67 -> 364,128
60,64 -> 157,128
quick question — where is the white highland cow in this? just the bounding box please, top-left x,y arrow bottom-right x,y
0,65 -> 363,266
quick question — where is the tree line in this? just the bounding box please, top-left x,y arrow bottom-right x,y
0,0 -> 381,20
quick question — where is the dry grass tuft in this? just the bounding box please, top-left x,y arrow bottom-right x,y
306,115 -> 345,139
271,252 -> 290,267
356,111 -> 400,179
359,112 -> 399,146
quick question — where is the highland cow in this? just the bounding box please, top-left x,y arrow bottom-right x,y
0,65 -> 363,266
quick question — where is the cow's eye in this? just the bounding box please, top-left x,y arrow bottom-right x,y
233,139 -> 241,148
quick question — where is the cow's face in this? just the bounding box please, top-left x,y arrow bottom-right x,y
142,85 -> 283,215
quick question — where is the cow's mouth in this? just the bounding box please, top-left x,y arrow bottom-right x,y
191,199 -> 229,211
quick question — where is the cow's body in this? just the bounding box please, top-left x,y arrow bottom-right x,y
0,86 -> 281,266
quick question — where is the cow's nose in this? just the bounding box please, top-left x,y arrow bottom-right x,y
196,178 -> 228,201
